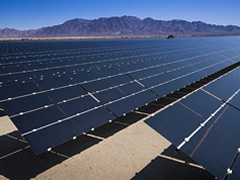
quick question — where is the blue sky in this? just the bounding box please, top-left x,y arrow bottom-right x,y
0,0 -> 239,30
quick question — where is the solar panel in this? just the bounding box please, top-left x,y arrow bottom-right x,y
180,90 -> 222,118
1,37 -> 240,155
93,81 -> 158,116
21,106 -> 114,154
45,85 -> 87,103
203,68 -> 240,101
81,74 -> 132,93
1,93 -> 53,116
146,102 -> 204,145
145,67 -> 240,179
104,90 -> 157,117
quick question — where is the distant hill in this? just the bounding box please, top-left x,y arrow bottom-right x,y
1,16 -> 240,37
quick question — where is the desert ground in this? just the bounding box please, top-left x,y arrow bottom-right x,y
0,113 -> 215,180
0,34 -> 239,41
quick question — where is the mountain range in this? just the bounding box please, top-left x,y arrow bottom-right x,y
1,16 -> 240,37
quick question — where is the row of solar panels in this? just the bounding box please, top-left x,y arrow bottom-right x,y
1,47 -> 239,88
0,37 -> 240,155
0,40 -> 221,75
0,39 -> 192,58
0,37 -> 237,64
146,66 -> 240,179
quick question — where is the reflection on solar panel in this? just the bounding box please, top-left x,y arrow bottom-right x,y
145,67 -> 240,179
1,36 -> 240,155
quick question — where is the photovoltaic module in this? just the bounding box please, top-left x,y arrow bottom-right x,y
0,37 -> 240,179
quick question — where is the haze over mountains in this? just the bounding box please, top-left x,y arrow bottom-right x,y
1,16 -> 240,37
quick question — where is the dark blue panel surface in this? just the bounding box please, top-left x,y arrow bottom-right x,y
139,73 -> 174,88
69,71 -> 102,83
59,96 -> 99,116
69,106 -> 114,133
0,93 -> 52,116
46,85 -> 86,103
106,90 -> 157,117
203,80 -> 236,101
215,72 -> 240,91
36,76 -> 74,90
203,71 -> 240,101
81,74 -> 131,92
229,67 -> 240,79
24,106 -> 114,154
128,69 -> 153,80
97,68 -> 122,77
94,82 -> 145,104
150,79 -> 186,97
213,104 -> 240,140
180,90 -> 222,118
145,102 -> 203,145
0,82 -> 40,100
176,102 -> 240,179
11,105 -> 67,133
179,73 -> 203,84
184,125 -> 240,179
0,72 -> 36,84
31,69 -> 57,78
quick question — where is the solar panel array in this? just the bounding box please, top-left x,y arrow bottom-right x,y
146,67 -> 240,179
0,37 -> 240,155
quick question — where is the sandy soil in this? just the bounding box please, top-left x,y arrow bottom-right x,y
0,34 -> 239,41
0,36 -> 168,41
0,116 -> 17,136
